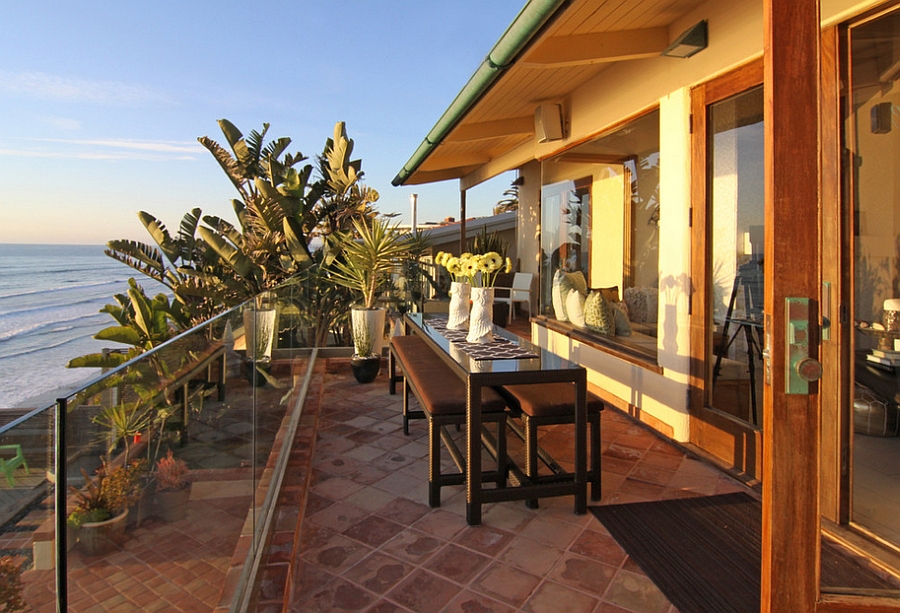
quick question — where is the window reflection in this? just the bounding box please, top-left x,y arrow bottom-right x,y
707,85 -> 765,427
540,110 -> 660,361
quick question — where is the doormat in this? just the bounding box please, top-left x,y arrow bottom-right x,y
590,492 -> 898,613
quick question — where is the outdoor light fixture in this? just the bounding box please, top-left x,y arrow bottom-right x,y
661,20 -> 707,58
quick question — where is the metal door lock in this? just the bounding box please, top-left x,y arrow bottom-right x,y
794,356 -> 823,383
785,297 -> 820,394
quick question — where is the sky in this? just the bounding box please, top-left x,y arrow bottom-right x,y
0,1 -> 523,245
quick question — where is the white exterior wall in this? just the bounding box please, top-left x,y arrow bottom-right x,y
520,0 -> 881,442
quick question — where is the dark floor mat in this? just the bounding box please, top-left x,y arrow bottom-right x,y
590,492 -> 898,613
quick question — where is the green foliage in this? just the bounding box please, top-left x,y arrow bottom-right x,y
328,217 -> 410,309
493,177 -> 520,214
92,404 -> 154,464
90,119 -> 381,366
68,460 -> 146,524
469,227 -> 509,260
67,278 -> 190,368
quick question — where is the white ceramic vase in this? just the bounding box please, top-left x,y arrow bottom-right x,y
447,282 -> 471,330
466,287 -> 495,343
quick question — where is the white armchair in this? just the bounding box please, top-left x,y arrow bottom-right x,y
494,272 -> 533,321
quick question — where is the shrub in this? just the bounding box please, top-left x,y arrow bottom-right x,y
0,556 -> 25,612
155,450 -> 189,492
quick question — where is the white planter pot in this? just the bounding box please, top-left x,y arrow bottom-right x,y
243,307 -> 277,362
351,307 -> 386,357
466,287 -> 495,344
447,282 -> 471,330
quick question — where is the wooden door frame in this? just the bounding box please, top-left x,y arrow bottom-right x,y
761,0 -> 821,610
688,59 -> 765,478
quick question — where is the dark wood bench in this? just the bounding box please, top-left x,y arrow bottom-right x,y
389,335 -> 508,507
496,382 -> 604,507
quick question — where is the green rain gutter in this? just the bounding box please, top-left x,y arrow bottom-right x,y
391,0 -> 568,187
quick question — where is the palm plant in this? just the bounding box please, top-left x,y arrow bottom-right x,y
329,217 -> 410,309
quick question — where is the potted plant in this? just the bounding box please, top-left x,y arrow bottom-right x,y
67,460 -> 144,556
92,403 -> 154,527
154,450 -> 191,522
349,320 -> 380,383
329,217 -> 409,382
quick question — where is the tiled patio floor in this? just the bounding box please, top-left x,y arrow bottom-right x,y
258,357 -> 750,613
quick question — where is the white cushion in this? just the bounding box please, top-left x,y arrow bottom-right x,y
566,290 -> 586,327
552,271 -> 568,321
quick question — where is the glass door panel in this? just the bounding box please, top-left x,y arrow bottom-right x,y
849,6 -> 900,548
708,86 -> 766,428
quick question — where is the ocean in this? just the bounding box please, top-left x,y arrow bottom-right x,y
0,244 -> 140,409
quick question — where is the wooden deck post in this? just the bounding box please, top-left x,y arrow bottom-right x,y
761,0 -> 821,611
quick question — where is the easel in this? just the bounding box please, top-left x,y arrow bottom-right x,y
712,261 -> 764,425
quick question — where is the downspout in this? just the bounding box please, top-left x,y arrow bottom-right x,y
391,0 -> 567,187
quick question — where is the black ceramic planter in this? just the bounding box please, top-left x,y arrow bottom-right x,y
351,355 -> 381,384
242,358 -> 270,387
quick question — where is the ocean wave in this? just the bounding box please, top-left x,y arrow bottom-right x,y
0,278 -> 126,302
0,311 -> 107,343
0,332 -> 116,361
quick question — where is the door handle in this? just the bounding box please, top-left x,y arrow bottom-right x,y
786,297 -> 822,394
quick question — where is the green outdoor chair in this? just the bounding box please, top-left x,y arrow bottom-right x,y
0,444 -> 29,487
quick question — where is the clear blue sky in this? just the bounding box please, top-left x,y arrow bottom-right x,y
0,1 -> 522,245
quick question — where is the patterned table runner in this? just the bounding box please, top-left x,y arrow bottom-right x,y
424,317 -> 539,361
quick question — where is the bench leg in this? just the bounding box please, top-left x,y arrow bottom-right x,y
402,379 -> 411,436
427,418 -> 441,507
590,413 -> 601,501
496,415 -> 508,489
523,416 -> 539,509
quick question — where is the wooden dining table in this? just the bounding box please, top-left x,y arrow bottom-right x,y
403,312 -> 588,525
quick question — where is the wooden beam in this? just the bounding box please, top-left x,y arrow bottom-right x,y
445,116 -> 534,143
399,166 -> 481,186
523,28 -> 668,67
761,0 -> 821,611
419,152 -> 492,172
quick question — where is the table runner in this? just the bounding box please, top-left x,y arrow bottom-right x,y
424,317 -> 539,361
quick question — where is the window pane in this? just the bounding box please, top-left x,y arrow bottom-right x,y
540,110 -> 660,361
708,85 -> 765,427
849,7 -> 900,549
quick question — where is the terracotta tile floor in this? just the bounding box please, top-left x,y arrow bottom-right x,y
263,358 -> 749,613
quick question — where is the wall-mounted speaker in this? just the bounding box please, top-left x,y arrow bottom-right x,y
535,103 -> 563,143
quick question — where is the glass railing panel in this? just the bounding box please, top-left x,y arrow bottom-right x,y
0,403 -> 55,604
2,277 -> 323,611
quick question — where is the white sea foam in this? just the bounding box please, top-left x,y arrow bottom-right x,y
0,244 -> 136,408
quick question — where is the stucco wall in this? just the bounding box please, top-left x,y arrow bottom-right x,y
517,0 -> 884,442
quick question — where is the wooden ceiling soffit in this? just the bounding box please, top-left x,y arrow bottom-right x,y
445,116 -> 534,143
523,27 -> 669,67
401,165 -> 483,186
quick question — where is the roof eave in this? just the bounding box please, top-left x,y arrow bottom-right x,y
392,0 -> 568,187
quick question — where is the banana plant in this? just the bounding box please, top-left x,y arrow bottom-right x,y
105,209 -> 228,324
68,278 -> 191,369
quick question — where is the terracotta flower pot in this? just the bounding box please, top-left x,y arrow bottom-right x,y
156,483 -> 192,522
77,509 -> 128,556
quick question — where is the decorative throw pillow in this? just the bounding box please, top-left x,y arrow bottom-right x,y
584,291 -> 615,335
595,286 -> 620,303
624,287 -> 647,323
611,302 -> 632,336
551,271 -> 568,321
565,289 -> 586,327
561,270 -> 588,297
